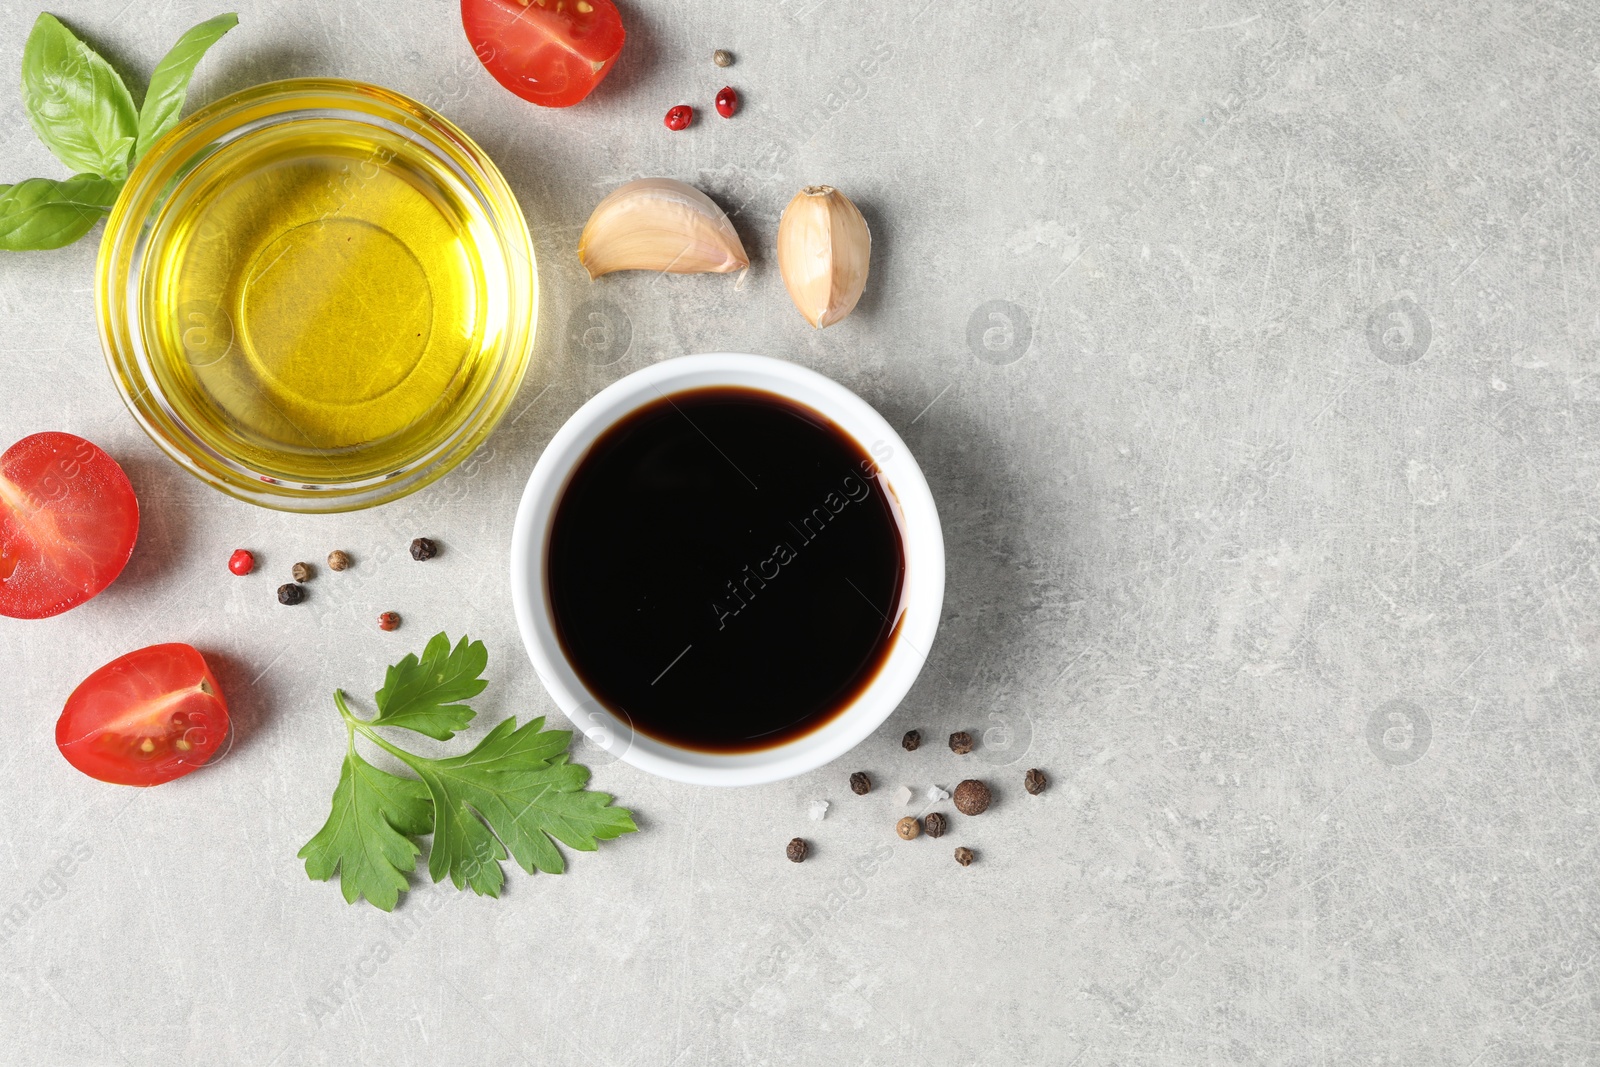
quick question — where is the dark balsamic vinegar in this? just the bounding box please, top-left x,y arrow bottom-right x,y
547,387 -> 907,753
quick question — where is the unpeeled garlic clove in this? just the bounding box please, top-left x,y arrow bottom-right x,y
578,178 -> 749,278
777,185 -> 871,328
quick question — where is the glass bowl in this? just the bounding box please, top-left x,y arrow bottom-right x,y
96,78 -> 537,512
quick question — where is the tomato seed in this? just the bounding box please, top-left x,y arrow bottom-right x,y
664,105 -> 693,131
715,86 -> 738,118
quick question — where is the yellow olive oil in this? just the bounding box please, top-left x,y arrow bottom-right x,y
143,119 -> 507,483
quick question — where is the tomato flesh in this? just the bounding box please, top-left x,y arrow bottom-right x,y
462,0 -> 626,108
0,432 -> 139,619
57,644 -> 230,787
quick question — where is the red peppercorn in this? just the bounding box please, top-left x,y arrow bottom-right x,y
664,104 -> 693,131
715,86 -> 738,118
378,611 -> 401,632
228,549 -> 255,576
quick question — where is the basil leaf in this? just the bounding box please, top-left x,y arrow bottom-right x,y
20,13 -> 138,180
134,13 -> 238,162
0,175 -> 120,251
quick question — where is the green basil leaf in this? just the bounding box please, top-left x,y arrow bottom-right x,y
20,13 -> 138,180
0,174 -> 121,251
134,13 -> 238,162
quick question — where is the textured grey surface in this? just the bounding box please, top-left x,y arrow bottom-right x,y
2,0 -> 1598,1064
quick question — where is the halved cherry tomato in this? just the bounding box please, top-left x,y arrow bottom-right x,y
0,432 -> 139,619
461,0 -> 626,108
57,644 -> 230,787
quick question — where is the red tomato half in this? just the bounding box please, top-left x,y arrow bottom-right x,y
462,0 -> 626,108
0,432 -> 139,619
57,644 -> 230,787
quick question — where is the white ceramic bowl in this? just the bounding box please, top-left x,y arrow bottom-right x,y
509,354 -> 944,786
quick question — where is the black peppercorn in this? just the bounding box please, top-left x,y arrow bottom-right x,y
786,837 -> 807,863
923,812 -> 947,838
953,847 -> 974,867
277,583 -> 304,605
409,537 -> 438,561
291,561 -> 313,583
849,771 -> 871,795
902,730 -> 921,751
953,779 -> 991,816
949,731 -> 974,755
1025,768 -> 1047,795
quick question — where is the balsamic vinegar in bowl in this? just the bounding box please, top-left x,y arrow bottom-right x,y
546,387 -> 906,752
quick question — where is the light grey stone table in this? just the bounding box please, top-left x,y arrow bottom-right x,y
3,1 -> 1598,1063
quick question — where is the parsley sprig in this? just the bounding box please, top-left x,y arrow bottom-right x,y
299,634 -> 637,911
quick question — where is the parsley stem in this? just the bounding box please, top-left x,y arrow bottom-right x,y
352,723 -> 415,763
332,688 -> 360,724
334,688 -> 427,773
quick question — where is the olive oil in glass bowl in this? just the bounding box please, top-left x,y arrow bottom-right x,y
97,79 -> 537,512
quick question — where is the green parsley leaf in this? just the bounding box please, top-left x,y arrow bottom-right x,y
411,758 -> 511,897
0,174 -> 119,251
21,13 -> 138,180
303,635 -> 638,910
401,718 -> 637,894
134,14 -> 238,162
297,741 -> 433,913
370,632 -> 488,741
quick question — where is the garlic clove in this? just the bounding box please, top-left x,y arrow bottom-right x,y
578,178 -> 749,278
776,185 -> 871,328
